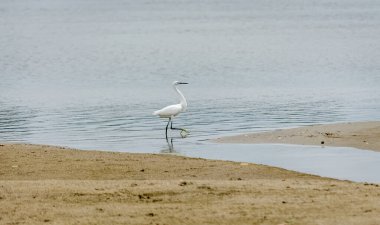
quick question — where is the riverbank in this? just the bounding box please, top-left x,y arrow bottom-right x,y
215,121 -> 380,152
1,143 -> 380,225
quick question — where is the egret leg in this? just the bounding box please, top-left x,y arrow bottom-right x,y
170,121 -> 185,132
165,118 -> 171,138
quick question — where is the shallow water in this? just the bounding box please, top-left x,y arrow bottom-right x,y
1,0 -> 380,182
176,143 -> 380,183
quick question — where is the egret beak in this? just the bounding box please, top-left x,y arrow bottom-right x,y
178,82 -> 188,84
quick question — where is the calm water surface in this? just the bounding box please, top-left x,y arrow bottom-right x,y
1,0 -> 380,181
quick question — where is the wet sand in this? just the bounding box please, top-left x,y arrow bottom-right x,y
216,121 -> 380,152
1,143 -> 380,225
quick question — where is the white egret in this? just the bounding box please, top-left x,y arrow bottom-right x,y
153,81 -> 189,138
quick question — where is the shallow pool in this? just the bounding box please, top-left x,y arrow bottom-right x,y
155,138 -> 380,183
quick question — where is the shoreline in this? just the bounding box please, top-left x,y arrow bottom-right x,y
1,143 -> 380,224
215,121 -> 380,152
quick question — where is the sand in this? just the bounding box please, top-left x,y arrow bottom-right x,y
216,121 -> 380,152
1,142 -> 380,225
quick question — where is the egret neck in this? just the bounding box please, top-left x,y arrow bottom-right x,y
174,84 -> 187,112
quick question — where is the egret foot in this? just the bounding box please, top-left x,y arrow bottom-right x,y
180,129 -> 190,138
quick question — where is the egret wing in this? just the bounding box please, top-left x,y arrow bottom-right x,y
153,104 -> 182,118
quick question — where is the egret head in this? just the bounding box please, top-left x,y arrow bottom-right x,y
173,81 -> 189,86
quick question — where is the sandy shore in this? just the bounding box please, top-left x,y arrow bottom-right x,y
216,121 -> 380,152
1,143 -> 380,225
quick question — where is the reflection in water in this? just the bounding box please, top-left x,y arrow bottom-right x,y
162,137 -> 174,153
161,129 -> 190,153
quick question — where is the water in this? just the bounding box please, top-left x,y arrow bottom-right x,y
1,0 -> 380,182
179,144 -> 380,183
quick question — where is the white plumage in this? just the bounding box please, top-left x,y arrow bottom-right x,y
153,81 -> 188,118
153,81 -> 188,138
153,104 -> 183,118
